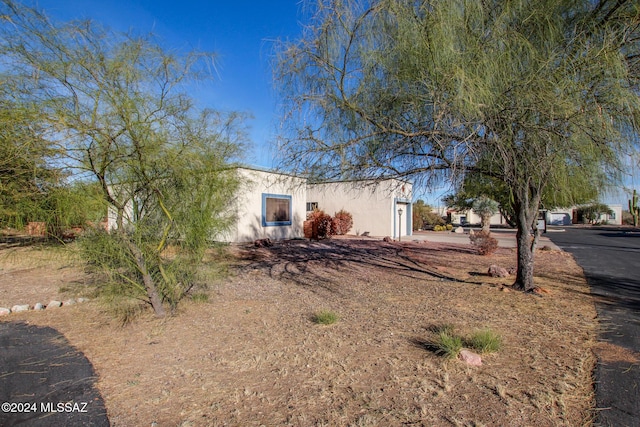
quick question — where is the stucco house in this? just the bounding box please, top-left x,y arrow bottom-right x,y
108,167 -> 413,243
307,179 -> 413,239
443,208 -> 508,227
219,167 -> 307,242
223,168 -> 413,242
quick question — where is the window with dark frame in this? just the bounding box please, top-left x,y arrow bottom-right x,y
306,202 -> 318,212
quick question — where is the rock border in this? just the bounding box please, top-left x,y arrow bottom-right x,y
0,298 -> 90,316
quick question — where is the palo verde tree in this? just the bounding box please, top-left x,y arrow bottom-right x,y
0,94 -> 107,236
0,1 -> 245,316
443,160 -> 604,230
0,90 -> 64,229
275,0 -> 640,292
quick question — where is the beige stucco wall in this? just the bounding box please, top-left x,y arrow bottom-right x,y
106,185 -> 136,231
220,168 -> 307,242
603,204 -> 622,225
307,180 -> 412,238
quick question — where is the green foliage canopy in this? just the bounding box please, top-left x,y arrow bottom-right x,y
412,199 -> 444,230
276,0 -> 640,291
0,93 -> 64,228
0,0 -> 246,316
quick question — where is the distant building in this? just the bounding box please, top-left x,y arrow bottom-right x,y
438,204 -> 623,227
546,205 -> 622,226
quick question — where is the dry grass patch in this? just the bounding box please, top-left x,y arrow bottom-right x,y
0,242 -> 90,307
2,238 -> 598,426
312,309 -> 339,325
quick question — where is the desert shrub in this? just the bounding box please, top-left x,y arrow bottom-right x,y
78,228 -> 207,314
431,324 -> 463,359
433,224 -> 453,232
413,200 -> 446,230
427,325 -> 502,360
307,209 -> 334,239
332,209 -> 353,235
312,310 -> 339,325
469,230 -> 498,255
576,203 -> 614,224
467,329 -> 502,353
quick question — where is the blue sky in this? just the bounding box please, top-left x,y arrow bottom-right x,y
29,0 -> 306,168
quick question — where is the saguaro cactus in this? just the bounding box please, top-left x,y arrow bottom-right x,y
629,190 -> 639,227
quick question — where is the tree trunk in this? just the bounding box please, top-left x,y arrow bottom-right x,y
125,239 -> 166,318
512,194 -> 540,292
481,214 -> 491,234
514,223 -> 535,291
116,207 -> 124,230
531,226 -> 540,254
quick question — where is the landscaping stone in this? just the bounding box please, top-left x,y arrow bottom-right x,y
383,236 -> 392,242
46,300 -> 62,309
254,238 -> 273,248
459,349 -> 482,366
454,226 -> 464,234
11,304 -> 30,313
533,286 -> 551,295
0,298 -> 88,314
488,265 -> 510,278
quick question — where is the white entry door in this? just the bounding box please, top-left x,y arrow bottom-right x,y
396,202 -> 409,238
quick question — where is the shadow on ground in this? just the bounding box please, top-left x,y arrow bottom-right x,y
0,321 -> 109,426
233,239 -> 484,294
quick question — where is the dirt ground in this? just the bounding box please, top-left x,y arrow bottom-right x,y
0,237 -> 598,426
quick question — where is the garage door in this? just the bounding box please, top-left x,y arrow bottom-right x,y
549,212 -> 571,226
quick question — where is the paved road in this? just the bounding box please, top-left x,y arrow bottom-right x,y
0,321 -> 109,426
547,227 -> 640,427
412,228 -> 561,249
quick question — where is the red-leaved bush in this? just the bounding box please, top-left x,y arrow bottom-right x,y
307,210 -> 334,239
332,210 -> 353,235
469,230 -> 498,256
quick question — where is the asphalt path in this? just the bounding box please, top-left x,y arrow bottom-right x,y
411,228 -> 561,249
547,227 -> 640,427
0,321 -> 109,426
